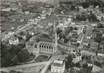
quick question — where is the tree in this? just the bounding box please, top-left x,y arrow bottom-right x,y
1,40 -> 26,67
65,54 -> 73,69
88,13 -> 98,22
1,42 -> 14,67
70,5 -> 76,10
17,49 -> 30,62
65,27 -> 72,35
1,71 -> 8,73
56,28 -> 62,35
97,23 -> 104,28
64,36 -> 69,43
58,32 -> 65,40
80,68 -> 88,73
9,70 -> 23,73
81,2 -> 90,8
1,52 -> 13,67
87,66 -> 93,73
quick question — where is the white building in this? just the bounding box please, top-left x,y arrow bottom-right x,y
77,33 -> 83,44
9,36 -> 19,45
26,41 -> 57,54
51,60 -> 65,73
1,8 -> 11,11
39,41 -> 57,54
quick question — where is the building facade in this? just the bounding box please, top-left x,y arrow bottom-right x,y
51,60 -> 65,73
9,36 -> 19,45
27,0 -> 87,6
26,41 -> 57,54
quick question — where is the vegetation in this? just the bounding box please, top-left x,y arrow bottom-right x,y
35,55 -> 49,62
9,70 -> 23,73
65,54 -> 73,69
1,41 -> 32,67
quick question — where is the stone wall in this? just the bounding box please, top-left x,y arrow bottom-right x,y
27,0 -> 59,5
27,0 -> 88,5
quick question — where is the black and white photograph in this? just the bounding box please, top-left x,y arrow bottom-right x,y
0,0 -> 104,73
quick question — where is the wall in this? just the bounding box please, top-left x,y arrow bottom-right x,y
27,0 -> 86,4
27,0 -> 59,5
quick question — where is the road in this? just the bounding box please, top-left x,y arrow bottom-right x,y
40,55 -> 66,73
0,61 -> 48,72
40,61 -> 52,73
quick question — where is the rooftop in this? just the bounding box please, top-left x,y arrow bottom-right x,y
52,60 -> 64,67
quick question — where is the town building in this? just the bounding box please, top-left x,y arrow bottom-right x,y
39,41 -> 57,54
70,24 -> 84,35
51,59 -> 65,73
89,40 -> 98,50
9,36 -> 19,45
77,33 -> 83,44
1,8 -> 11,11
26,41 -> 57,54
82,37 -> 89,46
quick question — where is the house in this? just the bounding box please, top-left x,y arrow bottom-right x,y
91,23 -> 97,27
1,8 -> 11,11
82,37 -> 89,46
77,26 -> 84,34
72,56 -> 82,64
77,33 -> 83,44
90,41 -> 98,50
70,24 -> 84,34
100,42 -> 104,49
51,59 -> 65,73
9,36 -> 19,45
86,27 -> 92,39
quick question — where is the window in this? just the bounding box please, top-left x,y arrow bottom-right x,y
39,44 -> 41,48
42,45 -> 44,48
47,45 -> 49,49
34,44 -> 37,48
44,45 -> 46,48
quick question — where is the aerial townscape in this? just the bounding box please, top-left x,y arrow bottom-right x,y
0,0 -> 104,73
